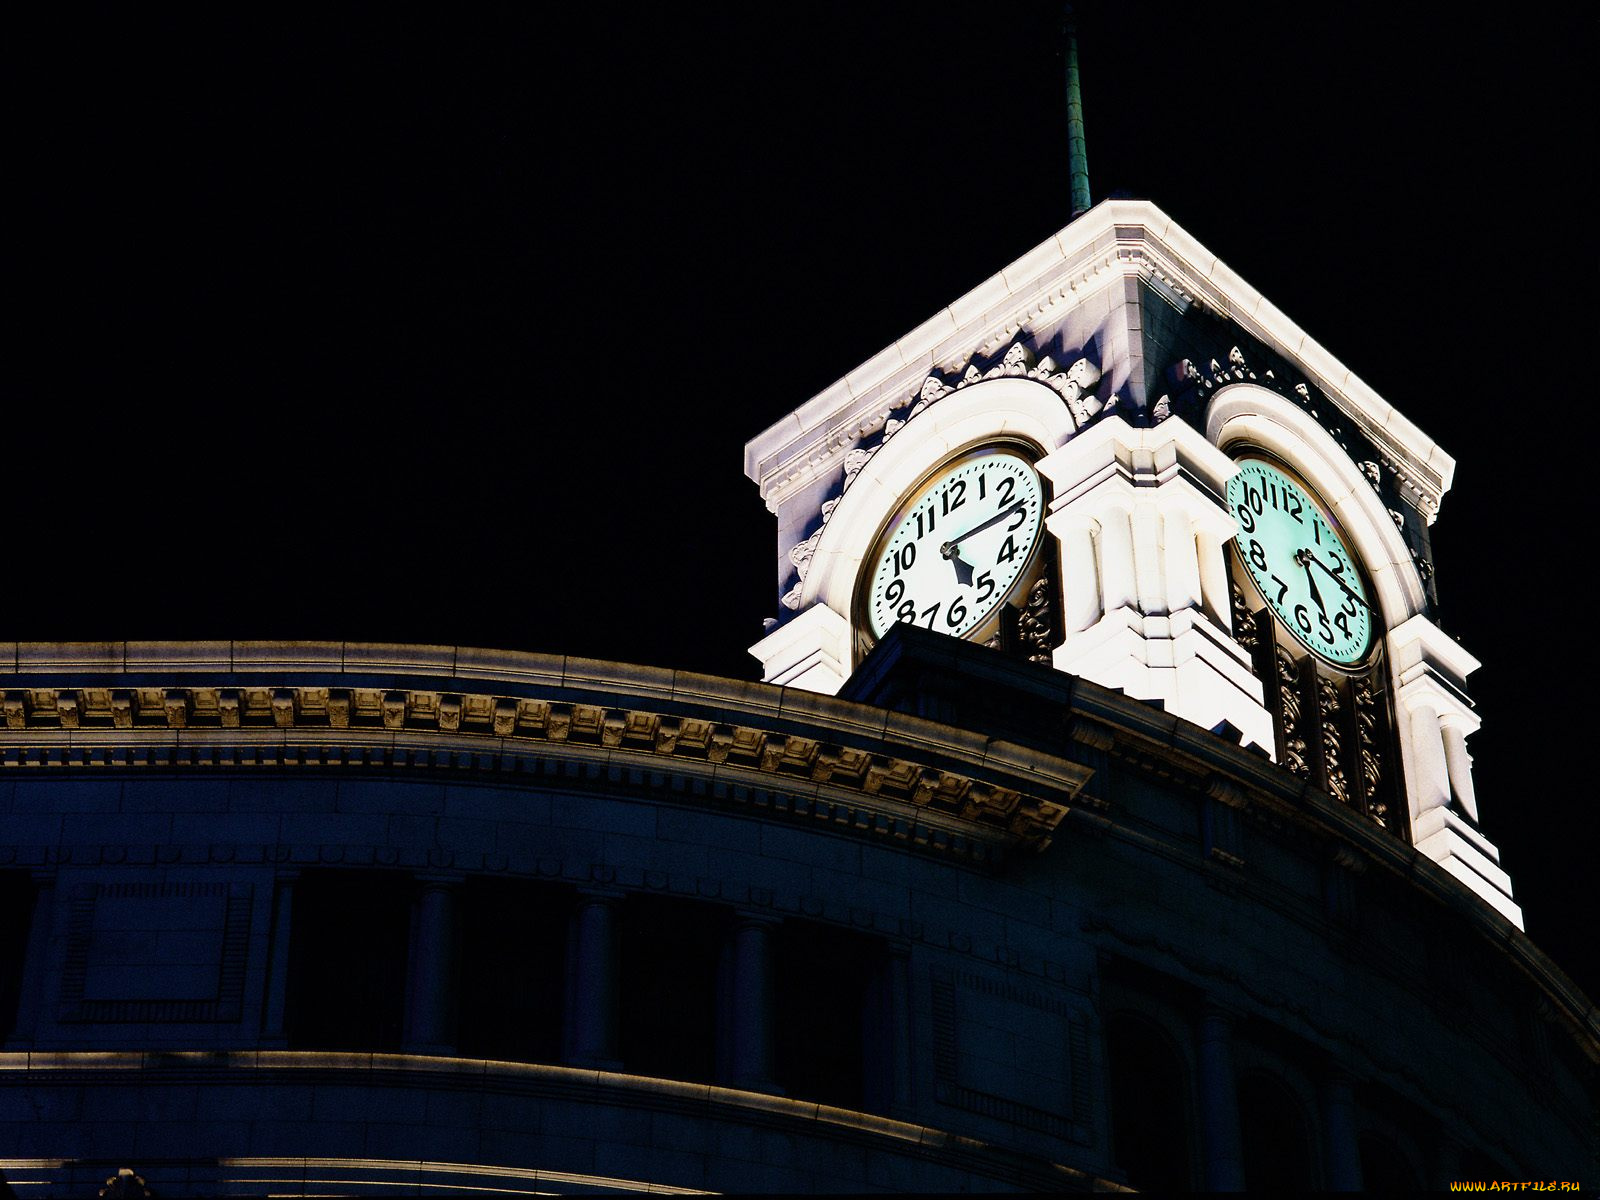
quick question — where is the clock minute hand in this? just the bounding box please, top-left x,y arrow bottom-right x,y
1301,549 -> 1370,610
940,500 -> 1024,561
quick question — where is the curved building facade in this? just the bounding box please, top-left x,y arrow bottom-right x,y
0,630 -> 1593,1194
3,201 -> 1597,1193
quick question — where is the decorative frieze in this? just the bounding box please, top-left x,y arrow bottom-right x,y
0,682 -> 1073,853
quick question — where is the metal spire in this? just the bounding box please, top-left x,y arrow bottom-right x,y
1064,4 -> 1091,218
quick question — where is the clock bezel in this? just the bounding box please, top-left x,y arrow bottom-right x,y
1226,448 -> 1380,671
854,437 -> 1050,653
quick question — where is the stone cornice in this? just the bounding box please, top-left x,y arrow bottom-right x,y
0,642 -> 1084,857
744,199 -> 1454,517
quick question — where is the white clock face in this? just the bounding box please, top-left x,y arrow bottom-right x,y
865,450 -> 1045,641
1227,458 -> 1374,665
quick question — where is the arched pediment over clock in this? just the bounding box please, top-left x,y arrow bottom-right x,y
1205,383 -> 1428,628
800,376 -> 1081,622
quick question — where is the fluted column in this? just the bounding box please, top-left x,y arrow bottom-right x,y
728,914 -> 781,1093
1197,528 -> 1232,631
1163,510 -> 1203,614
1440,721 -> 1479,822
406,875 -> 459,1053
1197,1005 -> 1245,1191
568,887 -> 623,1068
1407,701 -> 1451,815
1098,504 -> 1137,613
260,871 -> 298,1047
1130,504 -> 1165,614
888,946 -> 913,1115
1322,1070 -> 1363,1191
1056,516 -> 1101,633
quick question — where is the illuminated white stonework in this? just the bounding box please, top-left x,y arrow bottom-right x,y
745,199 -> 1517,928
1039,414 -> 1272,753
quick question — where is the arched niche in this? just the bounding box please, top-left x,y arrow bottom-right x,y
802,376 -> 1082,626
1205,384 -> 1427,631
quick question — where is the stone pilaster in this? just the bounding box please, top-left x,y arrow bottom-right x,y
1322,1069 -> 1363,1191
1389,616 -> 1519,927
726,914 -> 781,1094
259,871 -> 298,1047
1197,1004 -> 1245,1192
749,603 -> 852,695
1039,416 -> 1272,753
567,887 -> 624,1069
405,874 -> 460,1054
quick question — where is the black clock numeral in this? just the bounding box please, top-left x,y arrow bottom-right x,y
894,543 -> 916,575
942,479 -> 966,515
1330,556 -> 1345,578
997,535 -> 1019,564
1335,611 -> 1351,638
1317,613 -> 1334,643
977,473 -> 987,500
1248,539 -> 1268,572
997,475 -> 1016,506
1269,573 -> 1288,604
1286,495 -> 1303,523
897,599 -> 917,623
1247,485 -> 1264,516
1311,520 -> 1321,546
1294,603 -> 1312,636
1007,505 -> 1027,531
976,571 -> 995,602
1236,502 -> 1256,534
921,602 -> 941,629
885,578 -> 904,605
946,599 -> 968,628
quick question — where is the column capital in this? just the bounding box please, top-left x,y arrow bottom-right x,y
749,602 -> 851,694
732,910 -> 783,932
416,872 -> 464,890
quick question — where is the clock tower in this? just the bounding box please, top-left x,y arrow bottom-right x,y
743,200 -> 1519,929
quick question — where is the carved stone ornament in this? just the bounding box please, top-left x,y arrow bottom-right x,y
1316,673 -> 1349,806
1275,646 -> 1309,778
0,682 -> 1074,853
776,339 -> 1106,611
1016,577 -> 1056,665
1354,673 -> 1387,827
1229,582 -> 1259,655
1358,460 -> 1382,491
788,531 -> 821,581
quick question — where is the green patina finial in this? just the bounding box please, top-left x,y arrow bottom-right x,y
1064,4 -> 1091,218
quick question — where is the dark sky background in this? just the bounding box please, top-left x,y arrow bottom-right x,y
14,6 -> 1597,997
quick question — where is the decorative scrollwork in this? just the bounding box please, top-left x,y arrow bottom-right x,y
1316,674 -> 1349,806
1017,578 -> 1056,665
1354,672 -> 1386,827
1230,582 -> 1259,654
1275,647 -> 1309,778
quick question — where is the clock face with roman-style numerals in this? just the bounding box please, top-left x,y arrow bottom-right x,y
1226,458 -> 1374,665
864,449 -> 1045,641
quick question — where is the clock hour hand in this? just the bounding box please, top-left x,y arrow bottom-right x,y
1295,549 -> 1327,615
940,500 -> 1024,563
946,549 -> 975,587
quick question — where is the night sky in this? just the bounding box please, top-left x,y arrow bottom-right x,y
15,7 -> 1597,996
